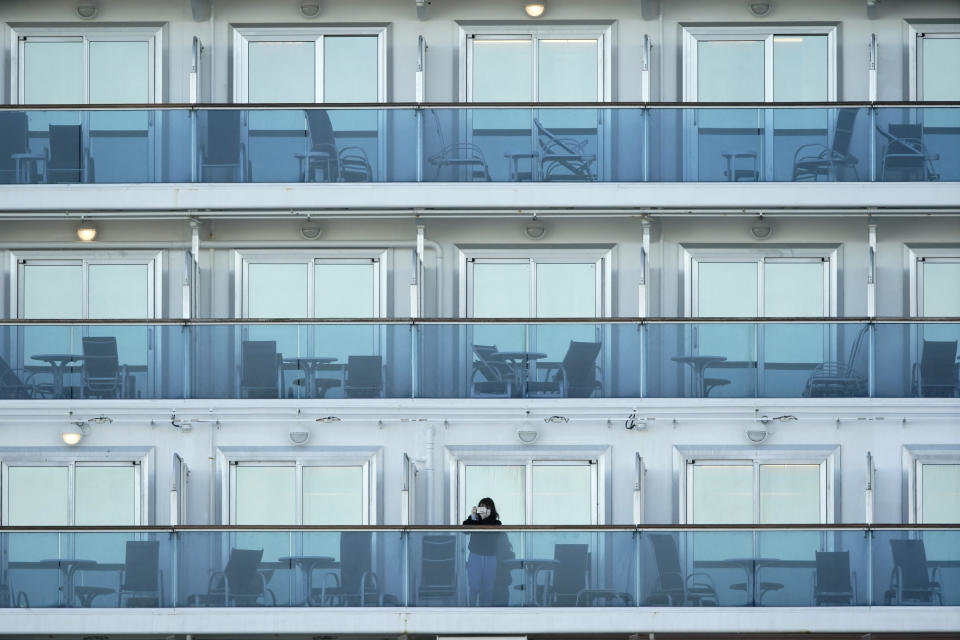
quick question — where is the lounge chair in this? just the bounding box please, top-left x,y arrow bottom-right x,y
0,355 -> 41,399
426,109 -> 491,181
912,340 -> 959,397
878,123 -> 940,181
792,108 -> 860,181
46,124 -> 91,183
344,355 -> 384,398
884,539 -> 942,605
528,341 -> 602,398
0,111 -> 31,183
470,344 -> 513,398
645,534 -> 718,606
313,532 -> 397,606
548,543 -> 632,606
82,336 -> 126,399
199,110 -> 246,182
534,118 -> 597,182
803,324 -> 869,398
814,551 -> 856,606
117,540 -> 163,607
416,534 -> 457,605
189,548 -> 275,607
240,340 -> 282,399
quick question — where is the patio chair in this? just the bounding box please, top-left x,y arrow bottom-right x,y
529,341 -> 602,398
645,533 -> 718,606
82,336 -> 126,399
0,111 -> 30,183
534,118 -> 597,182
803,324 -> 869,398
46,124 -> 91,183
884,539 -> 942,605
416,534 -> 457,605
878,123 -> 940,181
912,340 -> 959,397
0,355 -> 41,399
338,145 -> 373,182
344,355 -> 384,398
199,110 -> 246,182
470,344 -> 513,398
117,540 -> 163,607
190,548 -> 275,607
814,551 -> 856,606
792,108 -> 860,181
426,109 -> 491,181
548,543 -> 632,607
0,573 -> 29,607
298,110 -> 340,182
313,532 -> 398,606
240,340 -> 282,399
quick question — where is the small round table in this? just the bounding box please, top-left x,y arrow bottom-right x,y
31,354 -> 84,398
284,357 -> 339,398
489,351 -> 547,397
671,355 -> 727,398
279,555 -> 338,605
502,558 -> 560,605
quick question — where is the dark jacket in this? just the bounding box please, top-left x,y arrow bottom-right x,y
462,514 -> 502,555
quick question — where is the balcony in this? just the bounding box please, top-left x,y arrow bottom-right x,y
1,319 -> 957,400
0,526 -> 957,608
0,104 -> 957,186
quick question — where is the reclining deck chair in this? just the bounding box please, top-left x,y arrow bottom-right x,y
878,123 -> 940,181
426,110 -> 492,182
0,112 -> 31,183
82,336 -> 126,399
912,340 -> 959,397
645,533 -> 718,606
199,110 -> 246,182
190,548 -> 274,607
792,108 -> 860,181
470,344 -> 514,397
528,341 -> 602,398
884,539 -> 942,605
534,118 -> 597,182
814,551 -> 856,606
803,324 -> 869,398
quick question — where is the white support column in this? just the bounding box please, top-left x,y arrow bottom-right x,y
412,224 -> 425,318
641,35 -> 652,103
638,219 -> 651,317
865,451 -> 875,525
868,33 -> 878,102
633,453 -> 645,525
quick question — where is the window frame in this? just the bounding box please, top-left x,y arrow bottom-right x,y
903,445 -> 960,524
10,250 -> 163,319
907,23 -> 960,101
675,444 -> 838,525
219,446 -> 380,525
447,445 -> 608,525
457,23 -> 613,102
10,26 -> 164,104
681,25 -> 838,102
231,26 -> 388,103
681,246 -> 838,317
458,247 -> 612,318
234,250 -> 388,319
0,447 -> 153,526
906,245 -> 960,318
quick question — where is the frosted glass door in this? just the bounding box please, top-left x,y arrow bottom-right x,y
472,263 -> 530,352
314,263 -> 377,363
75,465 -> 138,562
324,36 -> 379,156
535,262 -> 597,361
302,466 -> 365,557
530,465 -> 592,524
691,464 -> 753,561
696,261 -> 758,364
921,260 -> 960,342
22,264 -> 82,361
463,465 -> 525,524
6,467 -> 69,560
234,466 -> 296,560
920,36 -> 960,128
88,264 -> 152,372
247,263 -> 308,357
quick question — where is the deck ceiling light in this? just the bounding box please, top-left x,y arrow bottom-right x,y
289,430 -> 311,445
300,224 -> 323,240
298,0 -> 321,18
524,224 -> 546,240
746,427 -> 768,444
62,422 -> 89,446
746,0 -> 772,17
524,1 -> 546,18
77,221 -> 97,242
517,429 -> 539,444
75,1 -> 98,19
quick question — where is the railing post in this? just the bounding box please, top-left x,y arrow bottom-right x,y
869,105 -> 877,182
411,322 -> 418,399
865,527 -> 874,605
170,528 -> 179,607
868,321 -> 876,398
402,528 -> 410,607
634,527 -> 642,607
639,322 -> 647,398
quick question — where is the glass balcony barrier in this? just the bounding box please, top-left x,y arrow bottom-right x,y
0,104 -> 957,185
0,320 -> 957,400
1,527 -> 956,608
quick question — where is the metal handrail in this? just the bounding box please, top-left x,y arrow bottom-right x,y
0,101 -> 958,111
0,317 -> 956,326
1,523 -> 958,531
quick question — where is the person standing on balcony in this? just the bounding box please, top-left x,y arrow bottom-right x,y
463,497 -> 502,605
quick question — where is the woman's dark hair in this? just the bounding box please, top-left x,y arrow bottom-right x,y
478,497 -> 499,520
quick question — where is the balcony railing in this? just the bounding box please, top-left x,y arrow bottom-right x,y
1,319 -> 957,400
0,526 -> 957,608
0,103 -> 957,184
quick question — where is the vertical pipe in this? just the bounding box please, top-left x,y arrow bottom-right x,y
423,426 -> 435,524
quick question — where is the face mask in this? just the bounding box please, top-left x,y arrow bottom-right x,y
477,506 -> 489,517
